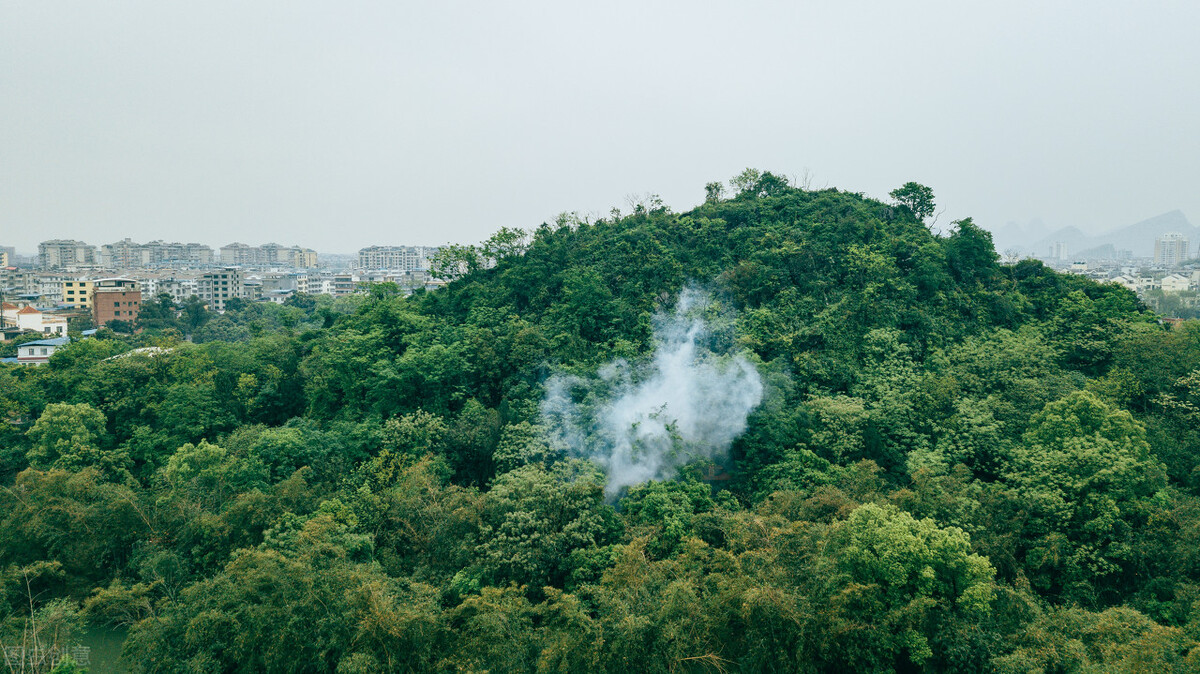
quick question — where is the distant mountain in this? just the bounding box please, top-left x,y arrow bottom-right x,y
1075,243 -> 1117,260
999,210 -> 1196,258
1099,210 -> 1197,257
989,219 -> 1047,253
1025,226 -> 1091,257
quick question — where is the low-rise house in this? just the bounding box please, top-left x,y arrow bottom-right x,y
262,289 -> 295,304
16,336 -> 70,365
1161,274 -> 1192,293
1111,275 -> 1139,291
1,303 -> 67,336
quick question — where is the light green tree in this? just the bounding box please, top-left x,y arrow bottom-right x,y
26,402 -> 128,476
1007,391 -> 1168,601
816,503 -> 996,670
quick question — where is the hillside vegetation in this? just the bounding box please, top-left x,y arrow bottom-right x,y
3,173 -> 1200,672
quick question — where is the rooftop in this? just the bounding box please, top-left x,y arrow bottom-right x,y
20,337 -> 70,348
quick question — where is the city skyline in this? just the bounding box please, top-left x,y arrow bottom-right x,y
4,2 -> 1199,254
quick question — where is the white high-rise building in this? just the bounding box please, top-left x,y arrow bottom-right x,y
1049,241 -> 1068,261
1154,233 -> 1189,266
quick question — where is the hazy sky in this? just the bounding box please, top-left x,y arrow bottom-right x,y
3,1 -> 1198,253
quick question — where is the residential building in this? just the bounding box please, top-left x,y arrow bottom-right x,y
314,277 -> 336,295
38,240 -> 97,270
1048,241 -> 1068,261
332,274 -> 357,296
1,268 -> 39,296
198,268 -> 244,312
100,239 -> 217,268
0,302 -> 20,332
243,279 -> 263,301
258,243 -> 287,266
92,278 -> 141,327
163,278 -> 199,303
262,289 -> 295,304
258,272 -> 308,294
37,275 -> 67,303
218,242 -> 315,268
1160,274 -> 1192,293
1111,275 -> 1139,292
219,243 -> 256,266
1,304 -> 68,336
358,245 -> 437,271
16,336 -> 70,365
1154,233 -> 1190,266
286,248 -> 318,268
0,250 -> 7,267
147,240 -> 214,266
100,238 -> 150,269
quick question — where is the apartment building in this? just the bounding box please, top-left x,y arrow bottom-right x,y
198,268 -> 244,312
100,238 -> 150,269
258,272 -> 309,294
287,248 -> 318,268
332,274 -> 357,296
147,241 -> 214,266
1154,233 -> 1190,267
0,268 -> 39,296
92,278 -> 141,326
358,245 -> 437,271
101,239 -> 216,269
38,240 -> 97,270
219,243 -> 316,268
219,243 -> 256,266
61,280 -> 94,311
37,275 -> 67,304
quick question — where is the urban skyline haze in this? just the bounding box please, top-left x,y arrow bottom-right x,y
3,1 -> 1198,253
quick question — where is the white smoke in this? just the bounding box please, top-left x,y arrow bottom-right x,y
541,286 -> 764,499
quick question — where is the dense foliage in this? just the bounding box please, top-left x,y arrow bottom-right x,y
3,174 -> 1200,672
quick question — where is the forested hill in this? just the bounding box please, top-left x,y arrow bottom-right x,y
3,174 -> 1200,672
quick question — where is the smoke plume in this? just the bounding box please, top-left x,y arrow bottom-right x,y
541,286 -> 763,499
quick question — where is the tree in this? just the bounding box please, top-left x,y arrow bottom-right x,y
1006,391 -> 1168,602
180,295 -> 211,334
813,503 -> 997,671
477,462 -> 619,590
122,512 -> 446,673
429,244 -> 485,281
704,181 -> 725,202
137,292 -> 180,332
482,227 -> 530,262
67,313 -> 94,333
944,217 -> 999,284
730,168 -> 791,198
26,402 -> 129,476
105,319 -> 134,334
890,182 -> 936,222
